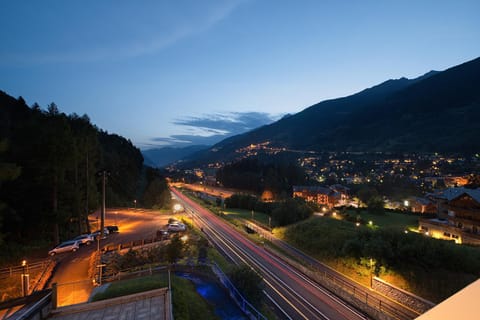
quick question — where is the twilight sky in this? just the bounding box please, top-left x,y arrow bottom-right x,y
1,0 -> 479,150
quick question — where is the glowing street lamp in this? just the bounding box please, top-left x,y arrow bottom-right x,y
21,260 -> 29,297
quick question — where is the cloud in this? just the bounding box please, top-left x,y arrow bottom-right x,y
174,111 -> 276,133
0,0 -> 248,65
145,111 -> 281,148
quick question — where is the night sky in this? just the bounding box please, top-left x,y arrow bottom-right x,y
1,0 -> 479,149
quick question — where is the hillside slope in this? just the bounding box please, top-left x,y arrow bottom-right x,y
185,57 -> 480,166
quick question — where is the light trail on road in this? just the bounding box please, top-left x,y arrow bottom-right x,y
172,187 -> 369,320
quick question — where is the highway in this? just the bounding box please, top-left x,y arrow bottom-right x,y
171,187 -> 369,320
247,221 -> 419,320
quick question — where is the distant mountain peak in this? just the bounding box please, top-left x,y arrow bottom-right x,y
178,56 -> 480,167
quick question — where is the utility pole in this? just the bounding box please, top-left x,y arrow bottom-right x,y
97,170 -> 109,239
101,170 -> 106,239
86,150 -> 89,231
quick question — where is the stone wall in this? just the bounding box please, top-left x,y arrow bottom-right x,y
372,277 -> 435,314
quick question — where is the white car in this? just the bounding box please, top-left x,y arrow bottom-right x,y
73,234 -> 94,245
48,240 -> 80,256
167,222 -> 186,232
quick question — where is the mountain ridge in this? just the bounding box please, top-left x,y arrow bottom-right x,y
182,57 -> 480,167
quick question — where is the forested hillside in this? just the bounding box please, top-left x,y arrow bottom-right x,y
0,91 -> 154,259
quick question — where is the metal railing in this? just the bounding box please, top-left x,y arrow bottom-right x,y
247,221 -> 420,320
210,262 -> 267,320
0,259 -> 51,280
0,290 -> 52,320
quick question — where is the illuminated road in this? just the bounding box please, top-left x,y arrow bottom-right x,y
46,208 -> 170,306
172,188 -> 368,320
247,221 -> 419,320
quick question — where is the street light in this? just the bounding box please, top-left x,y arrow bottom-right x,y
134,199 -> 137,209
21,260 -> 29,297
251,210 -> 254,220
96,215 -> 101,256
370,258 -> 374,288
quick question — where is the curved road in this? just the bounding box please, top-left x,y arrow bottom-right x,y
46,208 -> 170,306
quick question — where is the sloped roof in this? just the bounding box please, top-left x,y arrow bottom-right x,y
430,187 -> 480,203
293,186 -> 332,195
412,197 -> 434,206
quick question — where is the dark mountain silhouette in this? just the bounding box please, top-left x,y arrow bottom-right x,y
142,145 -> 208,168
184,57 -> 480,166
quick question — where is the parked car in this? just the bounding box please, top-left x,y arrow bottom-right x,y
90,228 -> 110,239
168,218 -> 180,224
167,222 -> 186,232
73,234 -> 94,246
106,225 -> 119,233
48,240 -> 80,256
156,229 -> 170,240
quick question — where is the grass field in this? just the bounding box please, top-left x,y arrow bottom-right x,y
91,274 -> 219,319
91,274 -> 168,301
222,208 -> 273,228
342,208 -> 420,232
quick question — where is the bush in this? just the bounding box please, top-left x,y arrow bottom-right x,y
227,265 -> 263,307
271,198 -> 313,226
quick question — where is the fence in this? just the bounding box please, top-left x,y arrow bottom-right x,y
1,259 -> 54,302
246,221 -> 420,320
0,259 -> 51,281
101,235 -> 168,253
270,247 -> 418,320
210,262 -> 267,320
54,280 -> 94,307
0,290 -> 52,320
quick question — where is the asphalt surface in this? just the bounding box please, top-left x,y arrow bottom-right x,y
172,187 -> 368,320
46,208 -> 172,306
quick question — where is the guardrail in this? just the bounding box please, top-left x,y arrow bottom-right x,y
210,261 -> 267,320
247,220 -> 420,320
101,235 -> 168,253
0,290 -> 52,320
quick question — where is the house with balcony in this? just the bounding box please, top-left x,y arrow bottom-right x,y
419,187 -> 480,244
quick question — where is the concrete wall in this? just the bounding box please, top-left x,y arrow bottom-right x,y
372,277 -> 435,314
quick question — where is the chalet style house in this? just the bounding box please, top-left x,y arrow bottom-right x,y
419,187 -> 480,245
292,185 -> 349,208
409,197 -> 437,214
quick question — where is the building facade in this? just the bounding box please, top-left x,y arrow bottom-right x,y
292,185 -> 349,208
419,188 -> 480,244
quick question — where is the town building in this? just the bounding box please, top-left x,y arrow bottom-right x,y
292,185 -> 349,208
409,197 -> 437,214
419,187 -> 480,244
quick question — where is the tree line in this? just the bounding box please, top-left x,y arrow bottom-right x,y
0,91 -> 169,260
216,157 -> 307,198
225,193 -> 314,226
